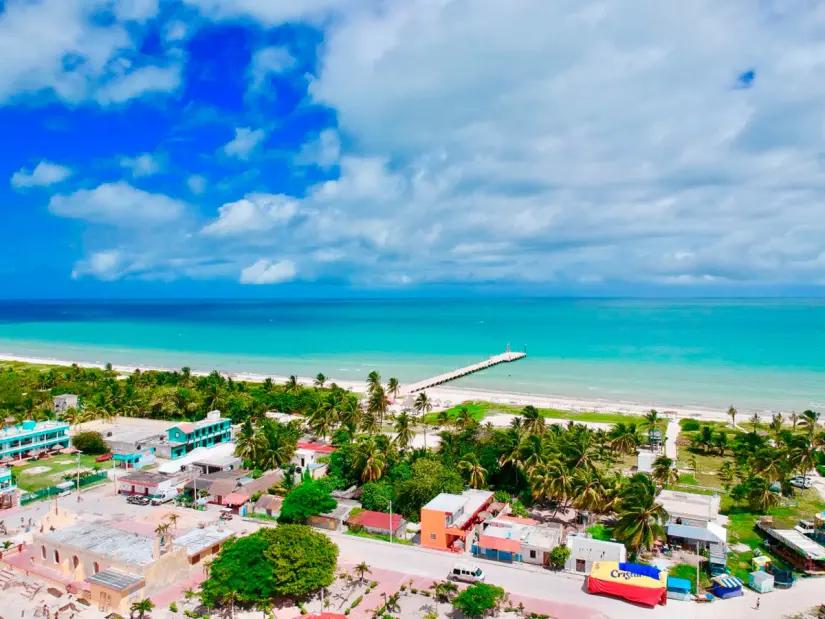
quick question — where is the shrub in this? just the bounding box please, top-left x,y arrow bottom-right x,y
548,545 -> 571,570
680,419 -> 701,431
344,611 -> 350,616
169,603 -> 178,613
371,581 -> 378,587
278,482 -> 337,523
350,596 -> 363,609
400,585 -> 406,592
421,591 -> 430,597
361,482 -> 394,512
71,431 -> 108,455
509,500 -> 528,518
411,588 -> 418,594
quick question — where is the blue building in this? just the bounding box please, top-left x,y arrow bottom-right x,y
0,420 -> 70,461
165,412 -> 231,459
0,466 -> 17,508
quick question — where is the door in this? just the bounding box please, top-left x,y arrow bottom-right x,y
576,559 -> 586,573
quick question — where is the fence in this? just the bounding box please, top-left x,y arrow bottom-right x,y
19,472 -> 109,506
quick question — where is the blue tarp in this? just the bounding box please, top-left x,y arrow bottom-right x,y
619,562 -> 662,581
667,577 -> 692,593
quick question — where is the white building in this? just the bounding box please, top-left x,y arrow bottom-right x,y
53,394 -> 79,416
657,490 -> 721,527
637,450 -> 656,473
565,534 -> 627,574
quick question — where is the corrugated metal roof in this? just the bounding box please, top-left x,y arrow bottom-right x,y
87,569 -> 144,591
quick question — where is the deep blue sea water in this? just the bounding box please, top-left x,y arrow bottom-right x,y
0,299 -> 822,411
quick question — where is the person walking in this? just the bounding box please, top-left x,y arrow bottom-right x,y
756,597 -> 760,610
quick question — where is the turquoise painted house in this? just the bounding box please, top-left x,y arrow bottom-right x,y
0,420 -> 70,461
0,466 -> 17,508
166,411 -> 231,459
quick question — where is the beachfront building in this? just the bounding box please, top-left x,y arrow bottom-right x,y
53,394 -> 79,416
421,489 -> 495,551
657,489 -> 727,572
0,466 -> 18,509
473,514 -> 562,566
565,534 -> 627,574
32,520 -> 232,614
293,442 -> 335,479
113,447 -> 156,470
0,420 -> 70,461
657,490 -> 721,527
117,470 -> 183,497
162,411 -> 231,459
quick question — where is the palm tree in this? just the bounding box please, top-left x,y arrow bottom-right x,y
728,405 -> 737,429
570,468 -> 604,518
383,592 -> 401,614
769,413 -> 784,441
393,411 -> 415,450
459,454 -> 488,489
790,412 -> 799,432
308,403 -> 336,441
641,410 -> 661,448
455,406 -> 475,429
314,373 -> 327,388
234,418 -> 260,465
262,377 -> 274,393
154,523 -> 170,536
180,366 -> 193,387
366,370 -> 382,396
800,410 -> 820,438
521,405 -> 545,435
130,599 -> 155,619
367,386 -> 390,429
414,392 -> 432,418
613,475 -> 668,554
651,455 -> 678,488
430,581 -> 458,612
530,459 -> 573,510
222,591 -> 239,619
790,435 -> 816,486
712,431 -> 728,456
749,413 -> 761,434
354,561 -> 371,582
387,377 -> 400,401
285,375 -> 300,394
747,477 -> 780,512
752,448 -> 785,482
354,437 -> 386,482
165,512 -> 180,529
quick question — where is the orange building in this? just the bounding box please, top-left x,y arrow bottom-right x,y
420,489 -> 495,551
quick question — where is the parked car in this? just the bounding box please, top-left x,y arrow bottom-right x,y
449,562 -> 485,583
790,476 -> 812,489
151,489 -> 179,505
127,495 -> 151,505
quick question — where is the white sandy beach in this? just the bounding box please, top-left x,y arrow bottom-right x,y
0,352 -> 767,424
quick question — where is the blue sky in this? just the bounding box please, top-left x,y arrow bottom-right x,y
2,0 -> 825,298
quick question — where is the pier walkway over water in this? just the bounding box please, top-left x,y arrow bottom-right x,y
403,347 -> 527,394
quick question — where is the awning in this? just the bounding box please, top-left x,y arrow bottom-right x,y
712,575 -> 743,589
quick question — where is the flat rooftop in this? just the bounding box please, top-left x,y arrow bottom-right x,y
424,493 -> 468,514
87,568 -> 145,591
119,470 -> 173,485
657,490 -> 720,520
174,527 -> 233,557
158,441 -> 237,474
1,420 -> 69,438
44,523 -> 155,566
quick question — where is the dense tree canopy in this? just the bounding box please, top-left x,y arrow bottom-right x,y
71,430 -> 109,455
279,481 -> 337,523
452,583 -> 505,618
200,526 -> 338,606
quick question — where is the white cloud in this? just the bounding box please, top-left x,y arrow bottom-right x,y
223,127 -> 266,159
120,153 -> 163,178
240,259 -> 297,284
249,46 -> 296,91
71,250 -> 124,281
49,182 -> 186,226
182,0 -> 349,25
0,0 -> 179,105
11,161 -> 73,189
187,174 -> 208,194
296,129 -> 341,169
202,194 -> 299,236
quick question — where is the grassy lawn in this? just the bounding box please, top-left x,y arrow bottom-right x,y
345,529 -> 413,545
12,454 -> 102,491
669,563 -> 711,594
425,400 -> 643,426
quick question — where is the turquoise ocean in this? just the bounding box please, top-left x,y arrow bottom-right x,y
0,299 -> 822,412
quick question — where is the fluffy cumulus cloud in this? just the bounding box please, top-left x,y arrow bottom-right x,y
11,161 -> 73,188
240,259 -> 297,284
0,0 -> 182,106
22,0 -> 825,289
120,153 -> 163,177
223,127 -> 266,159
49,182 -> 187,226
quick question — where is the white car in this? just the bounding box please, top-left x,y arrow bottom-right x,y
151,489 -> 179,505
790,477 -> 812,489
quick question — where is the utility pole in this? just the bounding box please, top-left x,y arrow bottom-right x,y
389,500 -> 393,544
75,452 -> 81,502
696,541 -> 700,596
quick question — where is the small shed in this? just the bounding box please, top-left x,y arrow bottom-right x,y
666,576 -> 692,601
711,575 -> 744,599
254,494 -> 283,518
749,571 -> 774,593
223,492 -> 249,516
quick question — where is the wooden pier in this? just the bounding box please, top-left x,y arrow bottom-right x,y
403,346 -> 527,394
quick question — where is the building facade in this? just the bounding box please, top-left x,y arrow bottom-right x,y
473,514 -> 562,566
0,420 -> 70,460
117,471 -> 182,497
0,466 -> 18,509
421,489 -> 494,551
113,447 -> 156,470
53,394 -> 79,416
564,535 -> 627,574
164,411 -> 231,459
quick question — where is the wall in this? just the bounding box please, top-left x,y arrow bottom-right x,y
307,515 -> 340,531
90,582 -> 146,615
420,509 -> 448,550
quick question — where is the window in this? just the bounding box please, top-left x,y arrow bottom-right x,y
430,534 -> 437,541
94,562 -> 100,574
54,550 -> 60,564
41,546 -> 46,560
72,556 -> 79,568
576,559 -> 586,573
529,550 -> 536,559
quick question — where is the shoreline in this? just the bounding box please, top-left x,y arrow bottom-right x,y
0,352 -> 762,423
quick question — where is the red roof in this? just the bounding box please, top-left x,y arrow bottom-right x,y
297,441 -> 336,454
348,510 -> 404,531
223,492 -> 249,506
303,613 -> 346,619
173,423 -> 196,434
